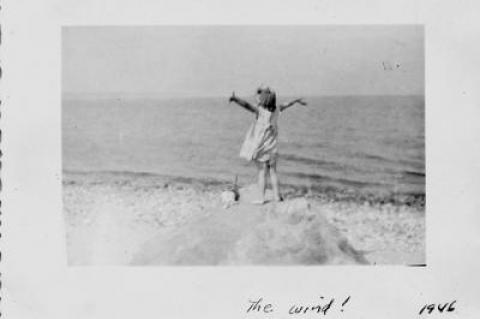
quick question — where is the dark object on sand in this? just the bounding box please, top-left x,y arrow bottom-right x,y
221,175 -> 240,208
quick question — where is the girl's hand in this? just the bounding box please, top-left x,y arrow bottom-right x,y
297,98 -> 307,106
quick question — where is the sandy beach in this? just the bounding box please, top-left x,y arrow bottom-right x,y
63,171 -> 425,266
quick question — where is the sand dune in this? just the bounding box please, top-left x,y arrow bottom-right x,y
63,172 -> 424,266
132,191 -> 368,265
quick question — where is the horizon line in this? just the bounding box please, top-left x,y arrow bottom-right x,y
62,91 -> 425,100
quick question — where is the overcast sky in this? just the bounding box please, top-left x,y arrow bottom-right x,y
62,25 -> 423,97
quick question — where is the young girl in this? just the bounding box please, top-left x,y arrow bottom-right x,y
229,86 -> 307,204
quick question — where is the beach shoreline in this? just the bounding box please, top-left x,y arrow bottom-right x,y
63,171 -> 425,265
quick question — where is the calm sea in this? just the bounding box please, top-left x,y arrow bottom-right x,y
63,95 -> 425,205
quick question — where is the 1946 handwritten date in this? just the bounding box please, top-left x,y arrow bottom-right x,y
419,301 -> 456,315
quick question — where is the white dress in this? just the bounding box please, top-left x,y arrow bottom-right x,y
239,106 -> 280,162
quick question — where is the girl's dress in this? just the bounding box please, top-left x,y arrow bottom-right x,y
240,106 -> 280,162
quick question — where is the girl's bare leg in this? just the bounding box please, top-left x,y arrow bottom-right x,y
256,161 -> 267,203
269,160 -> 283,201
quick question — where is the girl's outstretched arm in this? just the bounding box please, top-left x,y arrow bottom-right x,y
229,91 -> 258,114
280,98 -> 307,112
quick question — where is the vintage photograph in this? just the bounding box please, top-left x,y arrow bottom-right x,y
62,26 -> 425,265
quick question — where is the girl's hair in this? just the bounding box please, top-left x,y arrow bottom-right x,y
257,86 -> 276,112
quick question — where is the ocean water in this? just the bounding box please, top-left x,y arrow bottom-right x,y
63,95 -> 425,205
